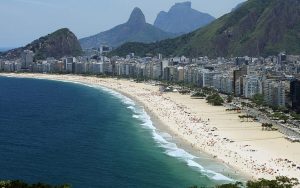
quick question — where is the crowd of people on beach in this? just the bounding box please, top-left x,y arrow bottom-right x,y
4,73 -> 300,183
94,78 -> 300,181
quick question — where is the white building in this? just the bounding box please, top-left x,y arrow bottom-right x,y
213,74 -> 233,94
199,69 -> 220,88
243,75 -> 262,98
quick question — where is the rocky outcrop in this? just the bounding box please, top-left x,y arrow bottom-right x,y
79,7 -> 176,49
154,2 -> 215,34
2,28 -> 82,60
112,0 -> 300,58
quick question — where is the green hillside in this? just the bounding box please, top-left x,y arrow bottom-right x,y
111,0 -> 300,57
2,28 -> 82,60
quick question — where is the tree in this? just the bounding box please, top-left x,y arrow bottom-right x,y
239,115 -> 254,122
191,92 -> 206,98
227,95 -> 233,103
272,112 -> 289,123
291,112 -> 300,120
216,182 -> 243,188
0,180 -> 71,188
261,123 -> 273,131
188,176 -> 299,188
206,93 -> 224,106
246,176 -> 299,188
251,94 -> 264,106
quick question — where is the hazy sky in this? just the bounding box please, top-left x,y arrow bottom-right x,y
0,0 -> 245,48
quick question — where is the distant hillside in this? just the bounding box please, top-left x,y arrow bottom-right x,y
231,1 -> 245,12
2,28 -> 82,60
111,0 -> 300,58
79,7 -> 176,49
154,2 -> 215,34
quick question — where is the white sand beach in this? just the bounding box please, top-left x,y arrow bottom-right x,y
1,73 -> 300,183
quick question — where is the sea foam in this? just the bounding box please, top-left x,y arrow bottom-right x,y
92,85 -> 234,182
2,76 -> 235,182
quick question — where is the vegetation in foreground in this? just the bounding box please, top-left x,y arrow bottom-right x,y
0,180 -> 70,188
190,176 -> 299,188
2,176 -> 298,188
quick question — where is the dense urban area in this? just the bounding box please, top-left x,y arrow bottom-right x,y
1,47 -> 300,141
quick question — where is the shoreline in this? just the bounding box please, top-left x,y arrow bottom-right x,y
111,83 -> 245,181
1,73 -> 300,183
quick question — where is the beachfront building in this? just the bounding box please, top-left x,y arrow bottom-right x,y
103,62 -> 113,75
50,61 -> 64,73
291,79 -> 300,113
242,75 -> 262,99
198,68 -> 220,88
2,61 -> 20,72
169,66 -> 178,82
21,50 -> 34,70
163,67 -> 171,81
0,61 -> 4,71
263,79 -> 286,107
152,62 -> 163,80
92,62 -> 104,74
62,57 -> 74,73
177,67 -> 184,82
184,65 -> 198,84
233,66 -> 248,96
213,74 -> 233,94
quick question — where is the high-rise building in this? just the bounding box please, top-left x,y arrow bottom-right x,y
243,75 -> 262,99
177,67 -> 184,82
278,52 -> 287,65
99,45 -> 112,55
213,74 -> 233,94
21,50 -> 34,70
263,80 -> 286,107
290,79 -> 300,112
233,66 -> 248,96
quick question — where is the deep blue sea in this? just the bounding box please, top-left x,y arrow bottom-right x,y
0,47 -> 13,52
0,76 -> 236,188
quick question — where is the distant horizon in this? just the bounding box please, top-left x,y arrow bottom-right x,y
0,47 -> 15,51
0,0 -> 245,48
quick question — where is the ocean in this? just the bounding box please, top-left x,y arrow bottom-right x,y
0,47 -> 13,52
0,76 -> 237,188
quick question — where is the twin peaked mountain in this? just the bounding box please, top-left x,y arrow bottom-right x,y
80,3 -> 214,49
4,0 -> 299,60
112,0 -> 300,57
79,7 -> 176,49
1,2 -> 213,60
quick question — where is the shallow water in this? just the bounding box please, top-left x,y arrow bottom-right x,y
0,77 -> 237,188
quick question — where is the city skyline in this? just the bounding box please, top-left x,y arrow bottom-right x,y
0,0 -> 245,48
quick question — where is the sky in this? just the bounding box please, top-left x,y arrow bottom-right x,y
0,0 -> 245,48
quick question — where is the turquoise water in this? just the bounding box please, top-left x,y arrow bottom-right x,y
0,77 -> 235,188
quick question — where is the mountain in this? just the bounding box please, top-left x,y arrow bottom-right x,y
154,2 -> 215,34
79,7 -> 176,49
111,0 -> 300,58
1,28 -> 82,60
231,2 -> 245,12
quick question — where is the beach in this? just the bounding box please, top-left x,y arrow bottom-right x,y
1,73 -> 300,183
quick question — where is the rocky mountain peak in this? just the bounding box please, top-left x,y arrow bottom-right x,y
79,7 -> 175,49
127,7 -> 146,26
154,1 -> 215,34
172,1 -> 192,9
